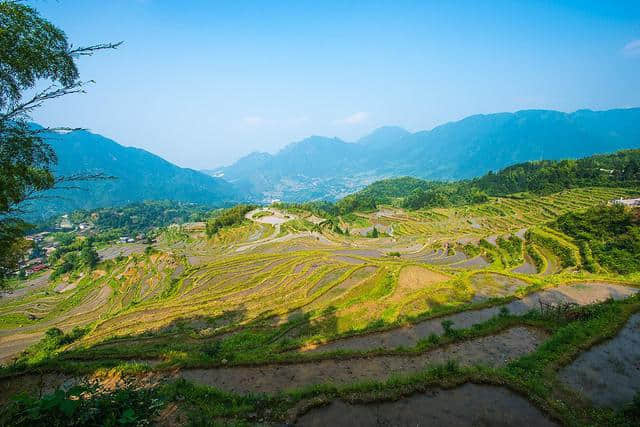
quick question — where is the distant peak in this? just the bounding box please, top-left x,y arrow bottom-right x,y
357,126 -> 411,146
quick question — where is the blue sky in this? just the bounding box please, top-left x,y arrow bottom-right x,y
27,0 -> 640,169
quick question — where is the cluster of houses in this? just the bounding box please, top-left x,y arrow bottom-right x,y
611,198 -> 640,207
20,232 -> 54,275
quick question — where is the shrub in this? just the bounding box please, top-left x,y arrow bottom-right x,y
0,380 -> 165,426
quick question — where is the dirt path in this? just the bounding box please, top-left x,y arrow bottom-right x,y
178,326 -> 545,395
303,282 -> 637,354
559,312 -> 640,408
295,383 -> 558,426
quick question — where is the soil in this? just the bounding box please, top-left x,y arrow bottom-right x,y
396,266 -> 451,295
178,326 -> 546,394
295,383 -> 558,426
470,273 -> 529,302
304,282 -> 638,354
558,312 -> 640,408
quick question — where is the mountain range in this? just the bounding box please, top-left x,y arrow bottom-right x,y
208,108 -> 640,202
24,107 -> 640,219
23,125 -> 239,221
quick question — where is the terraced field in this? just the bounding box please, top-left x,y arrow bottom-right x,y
1,187 -> 639,426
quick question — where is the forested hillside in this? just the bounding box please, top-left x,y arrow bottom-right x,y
22,126 -> 241,220
212,108 -> 640,201
290,150 -> 640,214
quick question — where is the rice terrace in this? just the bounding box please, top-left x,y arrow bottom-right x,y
2,1 -> 640,426
2,178 -> 640,425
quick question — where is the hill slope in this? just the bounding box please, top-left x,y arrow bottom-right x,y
211,108 -> 640,202
23,126 -> 241,220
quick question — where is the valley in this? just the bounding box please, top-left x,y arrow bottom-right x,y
2,2 -> 640,425
2,181 -> 640,426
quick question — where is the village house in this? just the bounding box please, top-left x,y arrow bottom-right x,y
611,198 -> 640,207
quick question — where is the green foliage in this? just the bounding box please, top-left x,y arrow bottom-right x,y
553,205 -> 640,274
0,2 -> 116,281
474,150 -> 640,195
496,235 -> 523,267
403,185 -> 488,210
344,150 -> 640,211
272,200 -> 337,218
14,326 -> 89,365
462,243 -> 481,258
39,201 -> 213,237
526,228 -> 579,269
0,221 -> 32,287
366,226 -> 379,238
526,244 -> 544,272
335,193 -> 377,215
0,381 -> 164,427
50,238 -> 99,279
205,204 -> 256,237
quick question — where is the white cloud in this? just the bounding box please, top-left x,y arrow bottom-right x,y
622,39 -> 640,57
336,111 -> 369,125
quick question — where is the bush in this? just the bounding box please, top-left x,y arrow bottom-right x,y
553,205 -> 640,274
0,380 -> 165,426
205,204 -> 256,237
526,228 -> 579,268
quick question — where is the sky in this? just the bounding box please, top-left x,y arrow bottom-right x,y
26,0 -> 640,169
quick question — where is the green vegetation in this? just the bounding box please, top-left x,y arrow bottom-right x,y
340,150 -> 640,212
0,1 -> 117,286
496,235 -> 523,267
4,2 -> 640,425
526,227 -> 579,269
553,205 -> 640,274
205,204 -> 256,237
1,381 -> 164,426
39,201 -> 212,237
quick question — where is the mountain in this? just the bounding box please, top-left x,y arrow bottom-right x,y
210,108 -> 640,202
23,126 -> 241,220
211,136 -> 378,201
356,126 -> 411,149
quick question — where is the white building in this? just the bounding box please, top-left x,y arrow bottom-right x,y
611,198 -> 640,207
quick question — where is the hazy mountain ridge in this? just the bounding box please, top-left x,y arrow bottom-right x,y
23,125 -> 241,220
210,108 -> 640,202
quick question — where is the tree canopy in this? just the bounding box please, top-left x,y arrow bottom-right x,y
0,1 -> 118,284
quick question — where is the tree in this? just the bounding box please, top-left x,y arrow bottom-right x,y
0,1 -> 119,285
80,243 -> 99,269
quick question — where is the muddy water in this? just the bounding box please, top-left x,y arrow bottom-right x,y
304,282 -> 638,354
179,327 -> 545,395
452,255 -> 490,269
296,383 -> 558,427
471,273 -> 529,302
512,255 -> 538,274
559,312 -> 640,408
